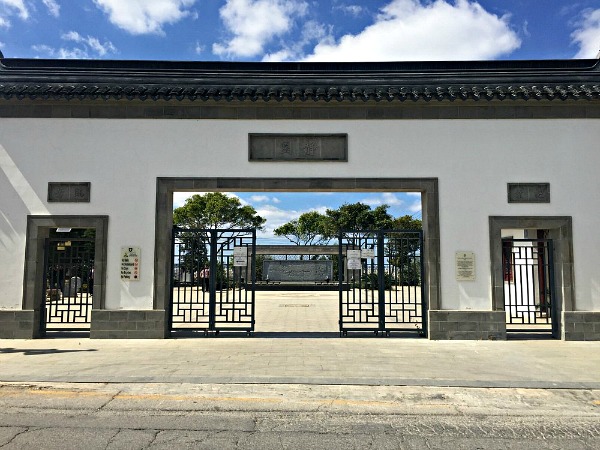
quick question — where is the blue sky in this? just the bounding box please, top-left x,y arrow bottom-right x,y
1,1 -> 600,61
2,1 -> 600,241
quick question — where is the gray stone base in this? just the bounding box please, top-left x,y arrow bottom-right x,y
428,310 -> 507,340
563,312 -> 600,341
90,310 -> 166,339
0,310 -> 36,339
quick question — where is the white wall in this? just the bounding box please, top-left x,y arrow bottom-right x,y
1,118 -> 599,311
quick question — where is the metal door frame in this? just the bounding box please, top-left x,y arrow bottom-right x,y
338,229 -> 426,336
170,227 -> 256,335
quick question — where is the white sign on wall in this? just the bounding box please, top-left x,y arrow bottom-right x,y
121,246 -> 141,281
233,246 -> 248,267
455,251 -> 476,281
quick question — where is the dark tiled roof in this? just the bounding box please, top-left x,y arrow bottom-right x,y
1,58 -> 599,103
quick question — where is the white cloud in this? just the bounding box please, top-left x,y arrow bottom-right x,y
333,3 -> 364,17
42,0 -> 60,17
255,204 -> 328,239
213,0 -> 308,58
93,0 -> 196,35
263,19 -> 331,61
408,200 -> 422,214
360,192 -> 404,207
0,0 -> 28,27
572,9 -> 600,58
32,32 -> 117,59
250,195 -> 270,203
302,0 -> 521,62
195,41 -> 204,54
61,31 -> 117,56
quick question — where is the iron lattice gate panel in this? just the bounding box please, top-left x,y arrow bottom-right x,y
339,230 -> 425,335
43,237 -> 95,330
170,228 -> 256,333
502,238 -> 557,334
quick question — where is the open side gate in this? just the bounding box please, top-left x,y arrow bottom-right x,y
170,227 -> 256,335
502,238 -> 558,337
338,230 -> 426,336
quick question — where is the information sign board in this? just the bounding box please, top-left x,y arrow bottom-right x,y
121,246 -> 141,281
233,246 -> 248,267
456,251 -> 476,281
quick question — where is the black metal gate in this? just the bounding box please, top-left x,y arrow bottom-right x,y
502,238 -> 558,336
338,230 -> 425,336
170,227 -> 256,335
42,237 -> 95,332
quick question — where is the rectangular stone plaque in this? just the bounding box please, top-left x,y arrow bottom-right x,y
48,182 -> 91,202
249,134 -> 348,161
507,183 -> 550,203
263,260 -> 333,282
456,251 -> 475,281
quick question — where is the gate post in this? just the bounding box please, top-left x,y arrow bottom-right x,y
209,229 -> 218,331
377,231 -> 386,331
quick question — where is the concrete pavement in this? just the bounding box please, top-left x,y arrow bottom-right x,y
1,291 -> 599,389
1,337 -> 599,388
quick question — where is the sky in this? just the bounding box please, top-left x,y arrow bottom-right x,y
2,1 -> 600,242
1,0 -> 600,61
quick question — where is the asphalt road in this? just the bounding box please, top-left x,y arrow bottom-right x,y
1,382 -> 599,449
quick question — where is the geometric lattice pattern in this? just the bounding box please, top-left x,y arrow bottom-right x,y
43,237 -> 95,329
171,228 -> 255,332
339,230 -> 424,334
502,238 -> 555,329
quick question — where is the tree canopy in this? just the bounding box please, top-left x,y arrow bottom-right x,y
173,193 -> 266,230
323,202 -> 395,237
273,211 -> 330,245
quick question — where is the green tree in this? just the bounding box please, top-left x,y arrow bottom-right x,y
323,202 -> 394,238
173,193 -> 265,285
388,215 -> 423,286
173,192 -> 266,230
273,211 -> 330,246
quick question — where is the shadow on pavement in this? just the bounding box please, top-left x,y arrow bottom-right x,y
0,347 -> 97,356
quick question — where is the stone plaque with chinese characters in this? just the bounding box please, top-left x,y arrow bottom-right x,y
48,182 -> 91,203
249,134 -> 347,161
507,183 -> 550,203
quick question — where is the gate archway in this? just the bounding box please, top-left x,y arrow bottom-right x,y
155,178 -> 440,337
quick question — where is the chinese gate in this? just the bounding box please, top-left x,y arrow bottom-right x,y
170,228 -> 256,335
502,238 -> 558,337
42,237 -> 95,333
338,230 -> 426,336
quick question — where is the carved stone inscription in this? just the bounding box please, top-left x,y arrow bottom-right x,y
48,182 -> 91,203
263,260 -> 334,282
249,134 -> 347,161
507,183 -> 550,203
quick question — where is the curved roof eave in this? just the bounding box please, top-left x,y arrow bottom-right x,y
1,57 -> 599,103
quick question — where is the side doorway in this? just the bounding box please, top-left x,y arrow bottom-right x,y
170,227 -> 256,335
502,231 -> 559,338
41,230 -> 95,334
338,230 -> 426,336
490,217 -> 574,340
23,216 -> 108,339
